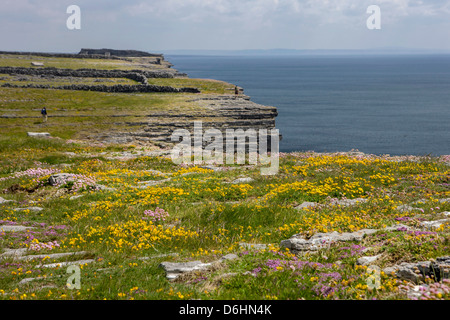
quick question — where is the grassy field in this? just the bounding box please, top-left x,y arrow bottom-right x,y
0,74 -> 139,87
0,54 -> 236,141
0,136 -> 449,300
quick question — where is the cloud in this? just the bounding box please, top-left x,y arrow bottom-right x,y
0,0 -> 449,51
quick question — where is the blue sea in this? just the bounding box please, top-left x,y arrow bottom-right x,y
166,55 -> 450,156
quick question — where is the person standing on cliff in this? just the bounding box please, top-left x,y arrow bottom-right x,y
235,86 -> 239,95
41,107 -> 48,123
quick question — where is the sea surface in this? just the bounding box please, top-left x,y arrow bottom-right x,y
166,54 -> 450,156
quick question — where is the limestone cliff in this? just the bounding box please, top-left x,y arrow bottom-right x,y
0,49 -> 279,149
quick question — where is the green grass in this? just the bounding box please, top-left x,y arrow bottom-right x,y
0,54 -> 165,71
0,73 -> 139,87
0,136 -> 449,300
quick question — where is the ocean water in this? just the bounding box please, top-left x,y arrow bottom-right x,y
166,54 -> 450,156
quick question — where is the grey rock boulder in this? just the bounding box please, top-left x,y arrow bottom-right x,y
331,198 -> 368,207
0,248 -> 29,259
48,173 -> 76,186
0,225 -> 35,232
420,219 -> 450,229
69,195 -> 84,200
388,258 -> 450,283
36,259 -> 95,269
159,261 -> 213,280
281,228 -> 378,252
356,255 -> 382,266
18,251 -> 89,262
231,177 -> 254,184
27,132 -> 51,138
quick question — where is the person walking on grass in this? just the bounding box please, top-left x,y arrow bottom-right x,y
41,107 -> 47,123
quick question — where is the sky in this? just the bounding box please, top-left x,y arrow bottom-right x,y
1,0 -> 450,53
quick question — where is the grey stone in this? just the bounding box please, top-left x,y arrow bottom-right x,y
311,228 -> 378,242
281,238 -> 322,252
27,132 -> 51,138
436,256 -> 450,263
356,255 -> 382,266
420,219 -> 450,229
159,261 -> 213,280
383,267 -> 398,275
0,248 -> 29,258
295,202 -> 319,210
330,198 -> 368,207
48,173 -> 76,186
18,251 -> 89,261
281,228 -> 378,252
69,195 -> 84,200
239,243 -> 267,250
13,207 -> 44,212
390,258 -> 450,283
0,225 -> 35,232
36,259 -> 95,269
0,197 -> 16,205
231,177 -> 254,184
396,263 -> 421,283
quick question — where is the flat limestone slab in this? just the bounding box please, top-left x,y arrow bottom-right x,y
27,132 -> 51,138
159,261 -> 213,280
0,197 -> 16,205
0,248 -> 29,259
0,225 -> 34,232
18,251 -> 89,261
36,259 -> 95,269
14,207 -> 44,212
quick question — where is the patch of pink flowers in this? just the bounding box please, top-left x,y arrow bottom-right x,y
29,241 -> 60,252
143,207 -> 169,222
440,155 -> 450,163
399,279 -> 450,300
0,168 -> 60,182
